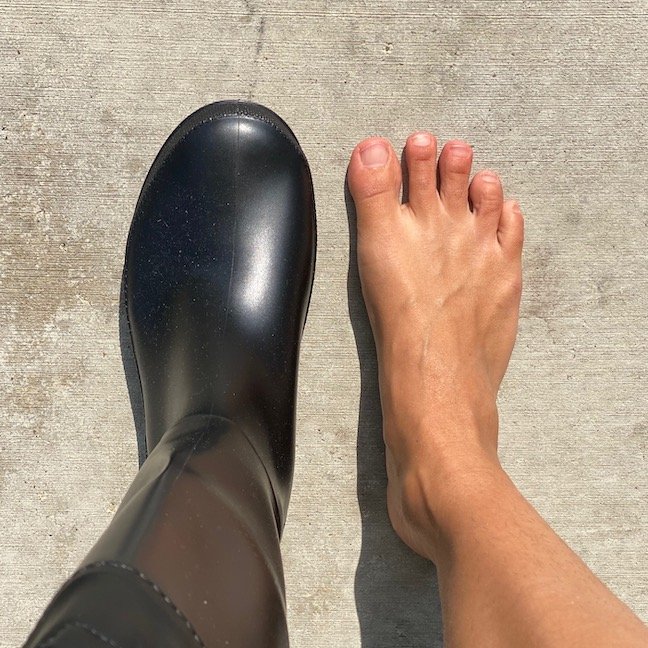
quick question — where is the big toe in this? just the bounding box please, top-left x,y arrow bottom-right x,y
347,137 -> 402,225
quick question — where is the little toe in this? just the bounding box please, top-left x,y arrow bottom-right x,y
438,140 -> 473,216
498,200 -> 525,256
348,137 -> 402,225
469,171 -> 504,234
404,131 -> 438,214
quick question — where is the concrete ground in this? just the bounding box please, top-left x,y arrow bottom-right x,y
2,1 -> 647,645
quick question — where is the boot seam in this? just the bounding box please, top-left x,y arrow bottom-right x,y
165,413 -> 284,531
37,621 -> 124,648
70,560 -> 206,647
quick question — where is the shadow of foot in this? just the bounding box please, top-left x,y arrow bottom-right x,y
346,185 -> 443,648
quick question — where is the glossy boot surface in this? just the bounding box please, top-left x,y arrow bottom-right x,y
126,100 -> 316,526
25,101 -> 316,648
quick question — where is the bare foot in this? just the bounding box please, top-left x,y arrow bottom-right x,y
347,132 -> 524,561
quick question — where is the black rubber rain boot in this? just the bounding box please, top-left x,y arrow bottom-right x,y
25,101 -> 316,648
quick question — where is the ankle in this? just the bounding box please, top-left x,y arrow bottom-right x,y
386,435 -> 506,562
383,392 -> 500,471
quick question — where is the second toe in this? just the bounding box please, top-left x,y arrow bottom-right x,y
404,131 -> 439,215
438,140 -> 473,216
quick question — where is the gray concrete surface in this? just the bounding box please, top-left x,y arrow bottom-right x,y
1,0 -> 647,645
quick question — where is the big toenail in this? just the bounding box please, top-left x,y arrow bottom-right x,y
481,173 -> 499,183
360,142 -> 389,168
412,132 -> 432,146
450,145 -> 472,158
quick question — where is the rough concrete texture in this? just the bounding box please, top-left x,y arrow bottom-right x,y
1,0 -> 647,645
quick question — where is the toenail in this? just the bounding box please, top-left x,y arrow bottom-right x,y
481,172 -> 499,183
360,142 -> 390,168
412,132 -> 432,147
512,201 -> 522,214
449,144 -> 472,158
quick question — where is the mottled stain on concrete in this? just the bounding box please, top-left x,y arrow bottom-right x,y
1,1 -> 647,646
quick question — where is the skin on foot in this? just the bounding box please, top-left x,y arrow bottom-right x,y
347,132 -> 524,561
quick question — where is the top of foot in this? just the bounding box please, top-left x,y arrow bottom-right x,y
347,131 -> 524,559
